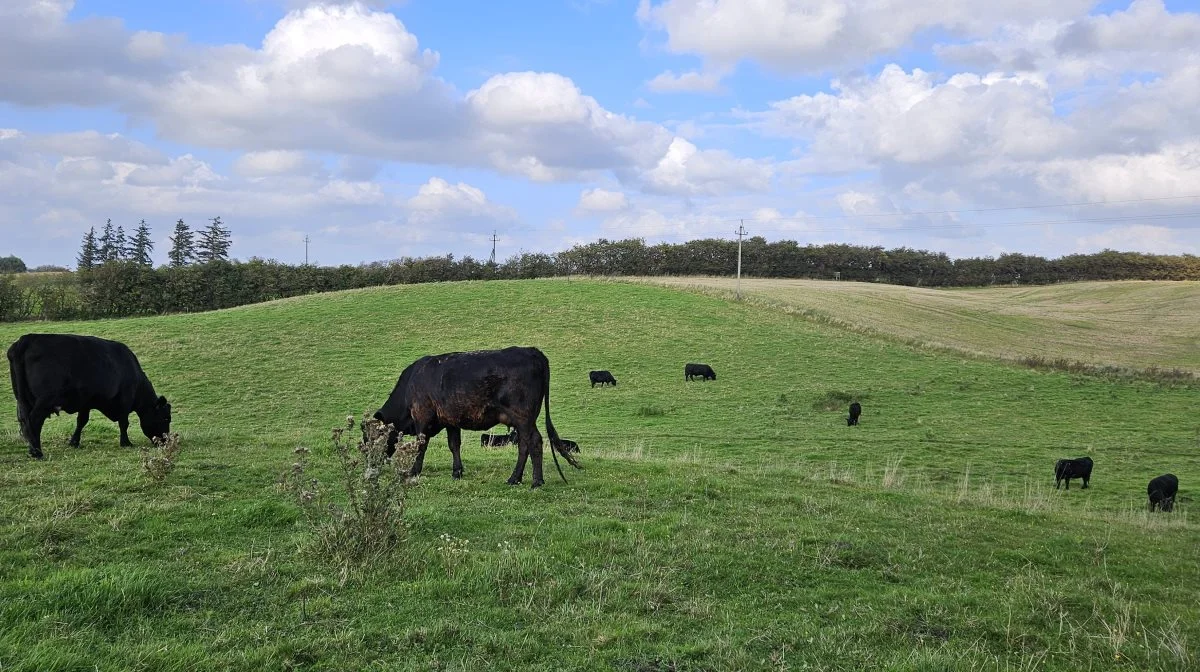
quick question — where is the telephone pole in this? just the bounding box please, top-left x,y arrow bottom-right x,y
489,230 -> 499,264
303,235 -> 310,265
735,220 -> 747,300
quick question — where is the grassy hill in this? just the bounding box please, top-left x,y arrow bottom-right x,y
1,279 -> 1197,671
641,277 -> 1200,375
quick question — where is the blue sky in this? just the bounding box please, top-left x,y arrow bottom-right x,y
2,0 -> 1199,267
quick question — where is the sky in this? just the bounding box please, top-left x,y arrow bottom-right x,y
2,0 -> 1200,268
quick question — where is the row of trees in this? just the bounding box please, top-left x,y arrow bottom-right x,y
3,236 -> 1200,323
76,218 -> 232,271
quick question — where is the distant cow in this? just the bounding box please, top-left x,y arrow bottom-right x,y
1148,474 -> 1179,512
847,402 -> 862,426
589,370 -> 617,387
685,363 -> 716,381
1054,456 -> 1093,490
8,333 -> 173,460
372,346 -> 581,488
481,428 -> 518,448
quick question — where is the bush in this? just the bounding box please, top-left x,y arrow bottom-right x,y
280,414 -> 422,566
140,432 -> 182,484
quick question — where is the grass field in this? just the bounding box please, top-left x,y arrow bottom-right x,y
1,279 -> 1197,671
639,277 -> 1200,375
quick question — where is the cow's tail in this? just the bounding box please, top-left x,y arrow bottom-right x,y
542,358 -> 581,483
7,337 -> 31,442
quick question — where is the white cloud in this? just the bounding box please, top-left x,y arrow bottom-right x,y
645,69 -> 725,94
405,177 -> 517,226
641,137 -> 773,196
637,0 -> 1093,74
0,1 -> 771,199
576,188 -> 630,214
234,150 -> 321,177
1075,224 -> 1199,255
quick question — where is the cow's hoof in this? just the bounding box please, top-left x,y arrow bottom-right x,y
531,480 -> 544,489
29,449 -> 44,460
507,477 -> 522,486
452,470 -> 463,480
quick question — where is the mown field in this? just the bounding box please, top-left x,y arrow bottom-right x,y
640,277 -> 1200,374
1,279 -> 1197,671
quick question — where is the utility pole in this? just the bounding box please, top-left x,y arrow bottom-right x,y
303,235 -> 310,265
735,220 -> 747,300
489,230 -> 499,264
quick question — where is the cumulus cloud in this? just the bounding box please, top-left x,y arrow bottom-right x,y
234,150 -> 322,177
405,177 -> 517,227
576,188 -> 630,214
0,1 -> 771,199
642,138 -> 772,196
645,69 -> 725,93
637,0 -> 1093,74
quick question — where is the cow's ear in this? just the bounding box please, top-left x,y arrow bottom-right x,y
157,395 -> 168,406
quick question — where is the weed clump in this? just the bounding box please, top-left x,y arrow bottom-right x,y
636,405 -> 666,417
140,432 -> 182,484
280,414 -> 422,566
812,390 -> 867,412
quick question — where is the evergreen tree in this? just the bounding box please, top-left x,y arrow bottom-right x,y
168,219 -> 194,267
98,219 -> 117,262
130,220 -> 155,266
113,225 -> 128,261
77,227 -> 99,271
196,216 -> 232,263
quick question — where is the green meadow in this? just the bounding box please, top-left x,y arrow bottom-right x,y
1,279 -> 1197,671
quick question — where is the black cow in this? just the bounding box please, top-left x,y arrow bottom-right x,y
481,428 -> 518,448
8,333 -> 172,460
685,363 -> 716,381
847,402 -> 862,426
372,346 -> 581,488
1148,474 -> 1179,512
1054,456 -> 1093,490
589,370 -> 617,387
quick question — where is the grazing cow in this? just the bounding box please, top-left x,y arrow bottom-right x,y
589,370 -> 617,387
481,428 -> 518,448
684,363 -> 716,381
7,333 -> 172,460
1148,474 -> 1179,512
847,402 -> 862,426
1054,456 -> 1093,490
372,346 -> 581,488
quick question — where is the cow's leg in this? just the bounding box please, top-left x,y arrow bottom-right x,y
507,429 -> 531,486
446,427 -> 464,480
410,434 -> 431,477
1082,475 -> 1089,489
527,428 -> 545,489
1064,477 -> 1070,491
69,409 -> 90,448
26,402 -> 52,459
118,416 -> 133,447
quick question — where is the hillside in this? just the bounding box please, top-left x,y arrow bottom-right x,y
640,277 -> 1200,374
1,279 -> 1197,671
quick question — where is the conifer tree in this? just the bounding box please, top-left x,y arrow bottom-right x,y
130,220 -> 155,266
168,219 -> 195,267
77,227 -> 99,271
195,216 -> 232,263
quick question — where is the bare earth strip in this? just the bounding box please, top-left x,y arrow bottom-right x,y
631,277 -> 1200,373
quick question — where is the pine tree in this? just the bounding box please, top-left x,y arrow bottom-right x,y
113,225 -> 128,261
130,220 -> 154,266
168,219 -> 194,267
77,227 -> 99,271
98,219 -> 117,262
196,216 -> 232,263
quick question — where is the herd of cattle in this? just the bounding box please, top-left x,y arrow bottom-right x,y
3,332 -> 1183,507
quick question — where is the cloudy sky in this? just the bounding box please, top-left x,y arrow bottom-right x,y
2,0 -> 1199,268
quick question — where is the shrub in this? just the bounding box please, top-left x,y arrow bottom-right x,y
280,414 -> 422,566
140,432 -> 182,484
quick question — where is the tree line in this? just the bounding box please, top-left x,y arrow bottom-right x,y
2,233 -> 1199,323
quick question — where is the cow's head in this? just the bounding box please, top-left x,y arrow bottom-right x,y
1161,496 -> 1175,512
140,395 -> 172,439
